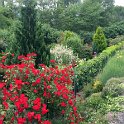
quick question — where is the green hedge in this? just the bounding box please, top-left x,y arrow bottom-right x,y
75,41 -> 124,90
109,35 -> 124,46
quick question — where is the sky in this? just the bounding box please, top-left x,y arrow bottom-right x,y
115,0 -> 124,6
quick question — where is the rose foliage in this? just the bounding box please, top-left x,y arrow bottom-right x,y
0,53 -> 83,124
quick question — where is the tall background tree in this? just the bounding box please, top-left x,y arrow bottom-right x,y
6,0 -> 50,66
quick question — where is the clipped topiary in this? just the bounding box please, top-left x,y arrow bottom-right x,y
93,26 -> 107,53
101,77 -> 124,98
85,92 -> 103,109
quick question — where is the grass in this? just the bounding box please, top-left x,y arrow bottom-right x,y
98,50 -> 124,84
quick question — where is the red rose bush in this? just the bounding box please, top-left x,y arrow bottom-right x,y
0,53 -> 83,124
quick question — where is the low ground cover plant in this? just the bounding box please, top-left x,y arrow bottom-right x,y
0,53 -> 83,124
78,77 -> 124,124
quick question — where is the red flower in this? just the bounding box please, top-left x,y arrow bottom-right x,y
11,117 -> 14,122
41,104 -> 49,115
34,114 -> 41,121
15,79 -> 23,90
73,106 -> 77,112
18,55 -> 25,60
33,89 -> 38,93
9,84 -> 13,91
61,110 -> 65,115
2,101 -> 9,110
11,54 -> 14,57
33,98 -> 41,105
27,53 -> 37,57
32,78 -> 41,86
27,112 -> 34,122
47,85 -> 51,89
0,83 -> 6,89
32,104 -> 41,111
62,94 -> 69,100
39,64 -> 46,68
70,122 -> 75,124
0,119 -> 3,124
68,99 -> 73,106
32,98 -> 41,111
50,60 -> 55,63
35,78 -> 41,84
54,91 -> 61,96
17,117 -> 26,124
43,120 -> 52,124
60,102 -> 66,107
15,94 -> 28,112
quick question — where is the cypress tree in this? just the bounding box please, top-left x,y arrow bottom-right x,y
35,22 -> 50,66
17,0 -> 36,55
7,0 -> 50,66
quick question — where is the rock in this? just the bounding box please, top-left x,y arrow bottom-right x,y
108,112 -> 124,124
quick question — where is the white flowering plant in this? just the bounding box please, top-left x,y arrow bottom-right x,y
50,44 -> 79,65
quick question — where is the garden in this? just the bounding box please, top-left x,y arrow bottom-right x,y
0,0 -> 124,124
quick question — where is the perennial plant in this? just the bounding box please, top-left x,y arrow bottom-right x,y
0,53 -> 83,124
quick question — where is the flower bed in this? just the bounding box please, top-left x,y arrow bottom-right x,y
0,53 -> 83,124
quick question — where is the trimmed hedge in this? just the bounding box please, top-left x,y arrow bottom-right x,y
75,41 -> 124,90
109,35 -> 124,46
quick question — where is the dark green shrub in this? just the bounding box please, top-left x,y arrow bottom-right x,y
82,44 -> 93,60
104,21 -> 124,39
39,23 -> 61,44
66,37 -> 83,58
83,83 -> 94,98
93,27 -> 107,53
61,31 -> 83,58
83,32 -> 93,45
101,78 -> 124,98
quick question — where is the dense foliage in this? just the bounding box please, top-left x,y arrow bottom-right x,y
0,0 -> 124,124
93,27 -> 107,53
98,50 -> 124,83
0,53 -> 83,124
76,41 -> 124,89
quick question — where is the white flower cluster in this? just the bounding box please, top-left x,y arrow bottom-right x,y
50,44 -> 78,65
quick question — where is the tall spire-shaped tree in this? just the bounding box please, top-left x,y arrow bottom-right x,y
17,0 -> 36,55
7,0 -> 50,66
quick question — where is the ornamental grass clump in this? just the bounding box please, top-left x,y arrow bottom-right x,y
0,53 -> 83,124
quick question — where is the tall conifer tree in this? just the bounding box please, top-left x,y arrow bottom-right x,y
8,0 -> 50,66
